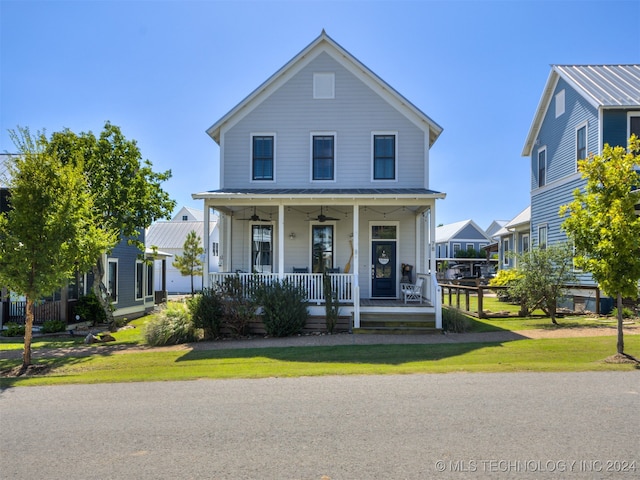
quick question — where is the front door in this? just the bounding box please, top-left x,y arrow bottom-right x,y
371,241 -> 396,297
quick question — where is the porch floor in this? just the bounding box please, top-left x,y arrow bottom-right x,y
360,298 -> 434,308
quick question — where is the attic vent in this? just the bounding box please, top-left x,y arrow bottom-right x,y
314,72 -> 335,99
555,89 -> 565,118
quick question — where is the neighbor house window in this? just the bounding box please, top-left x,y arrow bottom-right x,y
576,123 -> 587,166
629,113 -> 640,152
136,261 -> 144,300
251,225 -> 272,273
211,242 -> 219,257
312,134 -> 334,180
538,225 -> 548,249
146,263 -> 153,296
312,225 -> 334,272
252,135 -> 274,181
502,238 -> 510,266
538,147 -> 546,188
107,259 -> 118,303
452,243 -> 461,257
373,134 -> 396,180
182,215 -> 188,221
522,234 -> 530,253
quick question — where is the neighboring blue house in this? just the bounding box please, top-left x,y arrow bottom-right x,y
435,219 -> 491,260
522,64 -> 640,286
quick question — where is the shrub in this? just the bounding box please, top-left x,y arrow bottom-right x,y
144,304 -> 197,346
442,307 -> 471,333
611,307 -> 635,319
489,269 -> 523,302
41,319 -> 66,334
255,279 -> 309,337
218,276 -> 258,338
2,322 -> 25,337
323,272 -> 339,333
188,288 -> 224,339
74,291 -> 107,325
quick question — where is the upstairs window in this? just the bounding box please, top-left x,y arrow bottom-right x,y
373,134 -> 396,180
252,135 -> 274,181
576,123 -> 587,166
537,147 -> 546,188
312,135 -> 334,181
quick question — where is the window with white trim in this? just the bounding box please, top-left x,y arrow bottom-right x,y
629,112 -> 640,140
373,133 -> 396,180
538,225 -> 548,250
211,242 -> 219,257
136,261 -> 144,300
502,238 -> 510,266
522,234 -> 530,253
453,243 -> 461,257
538,147 -> 546,188
146,263 -> 153,296
107,259 -> 118,303
251,134 -> 274,181
576,123 -> 587,166
312,134 -> 335,181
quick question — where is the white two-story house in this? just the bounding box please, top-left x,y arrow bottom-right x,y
193,32 -> 446,330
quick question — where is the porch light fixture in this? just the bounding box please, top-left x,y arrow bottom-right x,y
289,232 -> 296,240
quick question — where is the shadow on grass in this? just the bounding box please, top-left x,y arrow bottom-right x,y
173,340 -> 512,367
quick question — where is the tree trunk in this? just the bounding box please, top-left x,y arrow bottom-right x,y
190,273 -> 194,297
92,259 -> 116,331
22,297 -> 34,368
616,293 -> 624,355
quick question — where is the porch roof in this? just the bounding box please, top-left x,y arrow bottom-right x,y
193,187 -> 445,200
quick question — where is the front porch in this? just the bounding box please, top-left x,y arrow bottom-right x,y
209,271 -> 441,331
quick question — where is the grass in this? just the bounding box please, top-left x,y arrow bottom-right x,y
442,292 -> 546,316
1,312 -> 638,387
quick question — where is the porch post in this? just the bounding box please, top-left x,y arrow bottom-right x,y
203,205 -> 210,288
352,204 -> 360,329
278,204 -> 285,279
415,213 -> 422,275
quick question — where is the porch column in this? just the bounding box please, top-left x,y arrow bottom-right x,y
352,204 -> 360,329
203,205 -> 210,288
415,213 -> 422,276
278,204 -> 285,278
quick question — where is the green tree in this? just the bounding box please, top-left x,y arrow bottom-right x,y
172,230 -> 204,296
46,122 -> 176,328
507,243 -> 576,324
0,128 -> 112,370
560,135 -> 640,357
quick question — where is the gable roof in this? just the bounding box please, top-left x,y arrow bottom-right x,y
504,206 -> 531,230
146,221 -> 209,250
435,219 -> 489,243
522,64 -> 640,156
206,31 -> 443,147
172,206 -> 204,222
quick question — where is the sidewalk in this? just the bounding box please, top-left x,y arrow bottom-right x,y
2,326 -> 637,360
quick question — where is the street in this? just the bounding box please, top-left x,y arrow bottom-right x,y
1,372 -> 638,479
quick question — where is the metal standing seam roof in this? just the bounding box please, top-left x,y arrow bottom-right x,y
146,221 -> 208,249
554,64 -> 640,107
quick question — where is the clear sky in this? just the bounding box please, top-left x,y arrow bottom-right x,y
1,0 -> 639,230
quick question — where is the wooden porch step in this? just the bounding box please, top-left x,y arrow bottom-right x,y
356,312 -> 438,334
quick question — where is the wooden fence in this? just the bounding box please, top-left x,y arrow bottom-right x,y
440,283 -> 603,318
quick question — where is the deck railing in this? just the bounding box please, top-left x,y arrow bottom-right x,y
209,272 -> 354,304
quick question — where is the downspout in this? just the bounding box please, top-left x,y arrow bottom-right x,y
203,205 -> 210,288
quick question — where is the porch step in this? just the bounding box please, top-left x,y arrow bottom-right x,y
355,312 -> 439,335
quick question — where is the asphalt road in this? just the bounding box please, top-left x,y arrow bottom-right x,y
1,372 -> 638,479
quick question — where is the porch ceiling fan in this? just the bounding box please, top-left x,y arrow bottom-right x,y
238,207 -> 270,222
307,206 -> 340,222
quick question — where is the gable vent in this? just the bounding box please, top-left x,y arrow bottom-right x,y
314,72 -> 335,99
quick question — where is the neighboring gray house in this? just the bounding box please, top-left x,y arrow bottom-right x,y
494,206 -> 531,269
435,219 -> 491,261
522,64 -> 640,285
146,206 -> 220,295
193,31 -> 446,330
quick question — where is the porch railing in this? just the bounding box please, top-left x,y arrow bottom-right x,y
209,272 -> 354,304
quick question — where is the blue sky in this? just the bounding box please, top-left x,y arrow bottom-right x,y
1,0 -> 639,230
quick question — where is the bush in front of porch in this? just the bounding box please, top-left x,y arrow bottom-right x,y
254,280 -> 309,337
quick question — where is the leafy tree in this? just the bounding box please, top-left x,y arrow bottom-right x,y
172,230 -> 204,296
0,128 -> 112,370
46,122 -> 176,328
507,243 -> 576,324
560,135 -> 640,357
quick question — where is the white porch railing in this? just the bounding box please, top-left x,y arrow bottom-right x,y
209,272 -> 354,304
